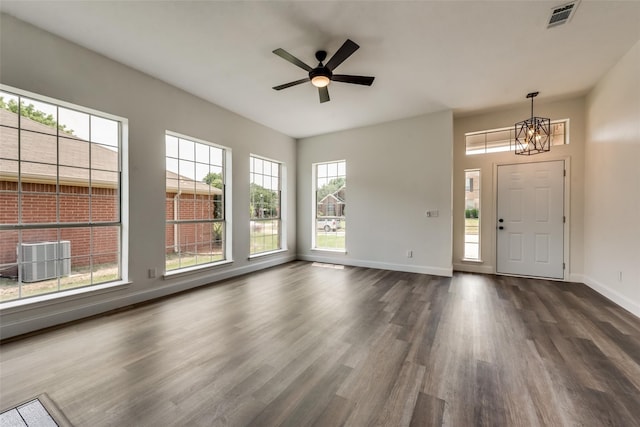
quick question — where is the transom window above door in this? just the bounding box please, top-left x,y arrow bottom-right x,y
465,120 -> 568,155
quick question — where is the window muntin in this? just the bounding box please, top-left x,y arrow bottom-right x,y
0,87 -> 124,302
250,156 -> 282,255
465,120 -> 568,155
464,169 -> 480,260
165,132 -> 227,272
314,160 -> 346,251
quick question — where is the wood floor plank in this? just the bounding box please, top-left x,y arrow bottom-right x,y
409,392 -> 445,427
522,339 -> 576,427
372,361 -> 425,426
1,264 -> 639,426
310,394 -> 354,427
338,328 -> 410,426
473,360 -> 507,427
277,364 -> 352,427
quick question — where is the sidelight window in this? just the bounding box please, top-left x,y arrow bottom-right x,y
464,169 -> 480,260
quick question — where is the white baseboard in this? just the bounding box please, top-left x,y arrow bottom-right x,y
0,255 -> 296,340
298,254 -> 453,277
568,273 -> 584,283
583,275 -> 640,318
453,262 -> 495,275
141,255 -> 297,303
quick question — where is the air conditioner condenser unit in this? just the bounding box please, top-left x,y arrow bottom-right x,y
19,241 -> 71,283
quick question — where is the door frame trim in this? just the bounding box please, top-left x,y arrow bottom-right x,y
492,157 -> 571,281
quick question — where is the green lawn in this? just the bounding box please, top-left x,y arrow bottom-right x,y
250,237 -> 280,254
0,263 -> 119,302
316,233 -> 345,250
165,252 -> 224,271
250,222 -> 280,254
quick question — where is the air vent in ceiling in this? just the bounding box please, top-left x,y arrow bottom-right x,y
548,1 -> 580,28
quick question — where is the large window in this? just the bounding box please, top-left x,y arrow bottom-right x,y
165,132 -> 228,272
464,169 -> 480,260
314,160 -> 346,251
466,120 -> 568,155
250,156 -> 282,255
0,86 -> 126,302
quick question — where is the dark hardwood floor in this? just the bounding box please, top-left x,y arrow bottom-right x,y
1,261 -> 639,426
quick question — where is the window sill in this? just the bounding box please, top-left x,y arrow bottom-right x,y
248,248 -> 287,260
461,258 -> 483,263
0,280 -> 131,312
311,248 -> 347,254
163,259 -> 233,279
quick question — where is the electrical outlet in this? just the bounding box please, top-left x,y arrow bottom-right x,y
148,268 -> 157,279
425,210 -> 439,217
407,250 -> 413,258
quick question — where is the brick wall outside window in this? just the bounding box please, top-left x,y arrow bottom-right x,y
1,181 -> 219,272
0,182 -> 120,274
165,192 -> 221,255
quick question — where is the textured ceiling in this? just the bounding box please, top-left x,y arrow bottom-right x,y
1,1 -> 639,138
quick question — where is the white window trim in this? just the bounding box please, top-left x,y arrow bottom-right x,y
164,130 -> 232,274
248,248 -> 288,260
0,84 -> 129,304
312,160 -> 347,253
249,154 -> 286,256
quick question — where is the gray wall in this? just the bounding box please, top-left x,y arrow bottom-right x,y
297,111 -> 454,276
0,14 -> 297,338
585,39 -> 640,317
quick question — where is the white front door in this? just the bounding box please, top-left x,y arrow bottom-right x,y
496,161 -> 565,279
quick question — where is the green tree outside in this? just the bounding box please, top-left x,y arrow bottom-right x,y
202,172 -> 224,240
0,97 -> 74,134
249,183 -> 278,219
203,172 -> 223,189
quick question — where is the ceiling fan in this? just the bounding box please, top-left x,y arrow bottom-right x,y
272,39 -> 375,103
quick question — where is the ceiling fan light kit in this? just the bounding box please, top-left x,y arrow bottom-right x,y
272,39 -> 375,103
309,50 -> 331,88
514,92 -> 551,155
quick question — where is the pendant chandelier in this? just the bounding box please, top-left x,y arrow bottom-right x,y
514,92 -> 551,155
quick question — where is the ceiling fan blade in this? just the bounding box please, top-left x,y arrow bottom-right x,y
332,75 -> 375,86
325,39 -> 359,71
319,86 -> 330,103
273,48 -> 313,72
273,78 -> 310,91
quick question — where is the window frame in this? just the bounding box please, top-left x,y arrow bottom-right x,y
312,160 -> 346,252
249,155 -> 284,257
164,130 -> 232,275
0,84 -> 129,303
463,169 -> 481,262
465,119 -> 569,155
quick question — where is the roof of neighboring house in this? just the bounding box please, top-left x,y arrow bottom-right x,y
319,185 -> 346,204
165,170 -> 221,195
319,193 -> 345,204
0,109 -> 220,195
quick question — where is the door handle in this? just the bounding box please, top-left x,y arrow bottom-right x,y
498,218 -> 504,223
499,226 -> 504,230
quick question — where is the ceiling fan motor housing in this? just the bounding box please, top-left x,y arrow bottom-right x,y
309,66 -> 332,81
315,50 -> 328,62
